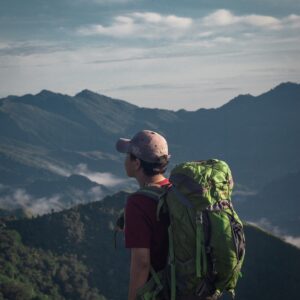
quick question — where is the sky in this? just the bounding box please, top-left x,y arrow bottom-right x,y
0,0 -> 299,110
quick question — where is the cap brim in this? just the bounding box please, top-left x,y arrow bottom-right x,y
116,138 -> 131,153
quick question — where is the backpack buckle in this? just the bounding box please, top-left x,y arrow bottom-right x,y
196,211 -> 203,224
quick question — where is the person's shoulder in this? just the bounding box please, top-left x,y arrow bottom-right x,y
127,190 -> 163,211
127,192 -> 154,205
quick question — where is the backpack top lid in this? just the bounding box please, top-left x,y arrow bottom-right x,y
169,159 -> 234,210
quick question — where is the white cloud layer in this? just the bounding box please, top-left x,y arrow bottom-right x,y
76,9 -> 300,41
248,218 -> 300,249
284,14 -> 300,28
203,9 -> 300,30
74,163 -> 129,187
77,12 -> 193,39
0,189 -> 64,216
0,161 -> 134,216
203,9 -> 281,29
0,186 -> 108,216
33,161 -> 130,189
132,12 -> 192,28
284,236 -> 300,248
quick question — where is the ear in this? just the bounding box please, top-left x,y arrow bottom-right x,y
134,158 -> 141,171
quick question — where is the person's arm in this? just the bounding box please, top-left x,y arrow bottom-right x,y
128,248 -> 150,300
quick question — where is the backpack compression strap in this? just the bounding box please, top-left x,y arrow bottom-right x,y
168,186 -> 209,284
150,266 -> 164,299
195,211 -> 207,278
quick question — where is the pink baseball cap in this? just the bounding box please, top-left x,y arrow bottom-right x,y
116,130 -> 170,163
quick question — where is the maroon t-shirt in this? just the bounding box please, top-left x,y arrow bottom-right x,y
125,178 -> 170,272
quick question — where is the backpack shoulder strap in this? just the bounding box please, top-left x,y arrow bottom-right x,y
134,185 -> 170,221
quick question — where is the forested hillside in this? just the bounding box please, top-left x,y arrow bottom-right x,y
2,192 -> 300,300
0,228 -> 105,300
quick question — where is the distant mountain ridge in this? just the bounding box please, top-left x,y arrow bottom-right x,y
0,82 -> 299,229
1,83 -> 300,299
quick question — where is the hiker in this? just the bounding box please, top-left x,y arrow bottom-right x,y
116,130 -> 171,300
116,130 -> 245,300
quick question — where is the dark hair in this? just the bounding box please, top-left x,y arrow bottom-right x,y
129,153 -> 169,176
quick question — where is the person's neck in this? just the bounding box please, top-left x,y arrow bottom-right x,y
136,173 -> 166,188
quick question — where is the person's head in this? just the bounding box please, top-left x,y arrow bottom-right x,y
116,130 -> 170,178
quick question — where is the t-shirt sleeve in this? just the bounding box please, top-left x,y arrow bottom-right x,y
125,196 -> 152,248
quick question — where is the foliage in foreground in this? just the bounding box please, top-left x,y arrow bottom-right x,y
0,228 -> 106,300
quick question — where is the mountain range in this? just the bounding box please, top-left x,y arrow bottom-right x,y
0,82 -> 299,237
0,83 -> 300,299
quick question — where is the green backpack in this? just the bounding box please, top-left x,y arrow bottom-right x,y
121,159 -> 245,300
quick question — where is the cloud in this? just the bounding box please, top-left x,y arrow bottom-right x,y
0,185 -> 108,216
0,40 -> 72,57
202,9 -> 292,30
88,186 -> 105,199
248,218 -> 300,249
76,9 -> 300,44
42,161 -> 132,189
3,11 -> 298,61
203,9 -> 237,26
248,218 -> 282,236
42,162 -> 71,177
77,17 -> 135,37
243,15 -> 281,28
212,36 -> 234,44
0,161 -> 135,216
132,12 -> 192,29
77,12 -> 193,39
0,188 -> 64,216
284,236 -> 300,248
284,14 -> 300,28
33,161 -> 129,189
102,82 -> 196,92
74,163 -> 129,187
